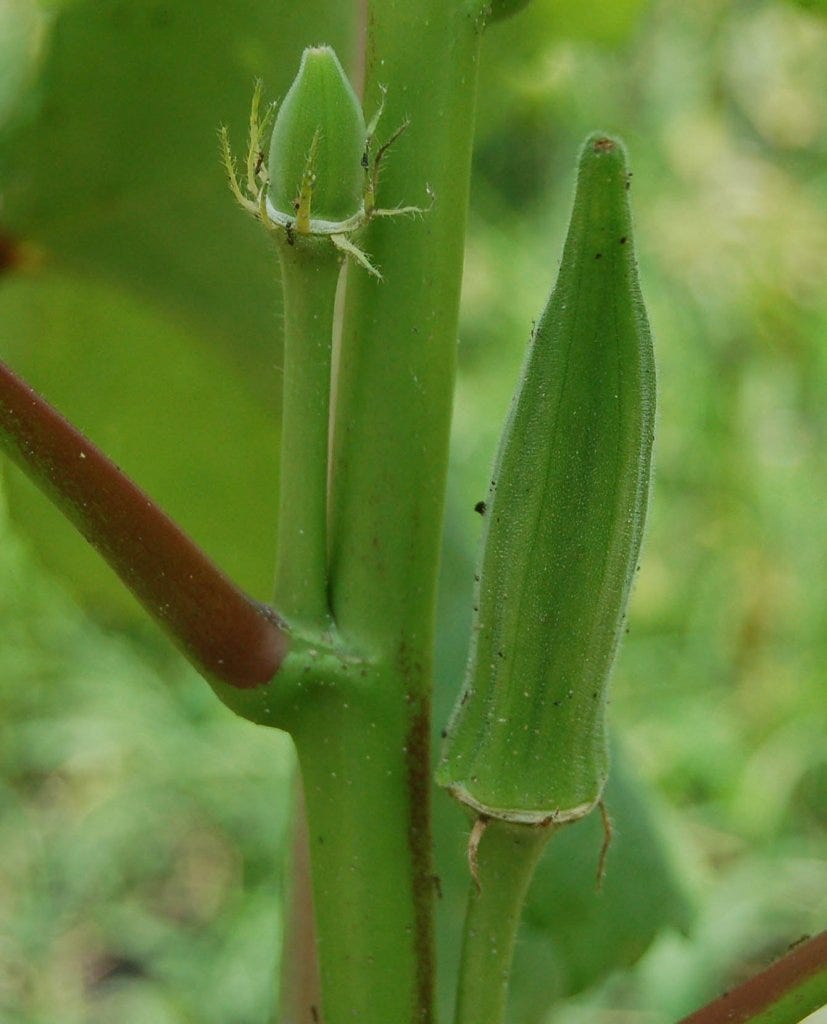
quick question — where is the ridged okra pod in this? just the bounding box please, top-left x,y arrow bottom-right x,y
438,133 -> 655,824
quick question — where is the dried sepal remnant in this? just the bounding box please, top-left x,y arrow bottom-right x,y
221,46 -> 430,277
438,133 -> 655,825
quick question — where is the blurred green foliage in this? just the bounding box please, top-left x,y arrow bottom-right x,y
1,0 -> 826,1022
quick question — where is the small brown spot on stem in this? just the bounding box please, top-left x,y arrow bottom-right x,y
593,137 -> 615,153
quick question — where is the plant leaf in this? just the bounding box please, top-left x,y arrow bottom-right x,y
0,271 -> 280,620
0,0 -> 356,619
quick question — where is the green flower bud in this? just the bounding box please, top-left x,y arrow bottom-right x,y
437,134 -> 655,824
267,46 -> 366,225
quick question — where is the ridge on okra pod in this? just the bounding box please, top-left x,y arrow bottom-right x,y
437,132 -> 656,827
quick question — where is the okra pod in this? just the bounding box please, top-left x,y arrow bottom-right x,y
438,133 -> 655,825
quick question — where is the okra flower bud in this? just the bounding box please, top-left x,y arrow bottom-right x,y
267,45 -> 366,225
222,45 -> 424,275
438,134 -> 655,826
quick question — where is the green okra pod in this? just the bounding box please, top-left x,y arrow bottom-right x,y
438,133 -> 655,824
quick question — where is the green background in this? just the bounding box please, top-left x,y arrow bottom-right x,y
1,0 -> 825,1021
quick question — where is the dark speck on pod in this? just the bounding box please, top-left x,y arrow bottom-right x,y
474,500 -> 487,515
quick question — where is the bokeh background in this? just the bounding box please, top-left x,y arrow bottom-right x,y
0,1 -> 825,1021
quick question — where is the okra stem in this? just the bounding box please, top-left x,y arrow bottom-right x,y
273,243 -> 341,629
453,818 -> 554,1024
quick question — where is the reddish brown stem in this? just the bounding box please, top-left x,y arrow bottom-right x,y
0,358 -> 288,689
278,779 -> 323,1024
678,932 -> 827,1024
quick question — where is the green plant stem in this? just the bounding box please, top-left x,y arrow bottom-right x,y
453,819 -> 554,1024
275,5 -> 486,1024
274,243 -> 341,631
287,676 -> 430,1024
329,1 -> 484,655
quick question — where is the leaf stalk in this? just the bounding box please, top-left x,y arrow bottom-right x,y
0,358 -> 288,690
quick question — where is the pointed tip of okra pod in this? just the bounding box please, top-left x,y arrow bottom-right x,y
585,132 -> 620,153
579,131 -> 629,163
577,132 -> 632,183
